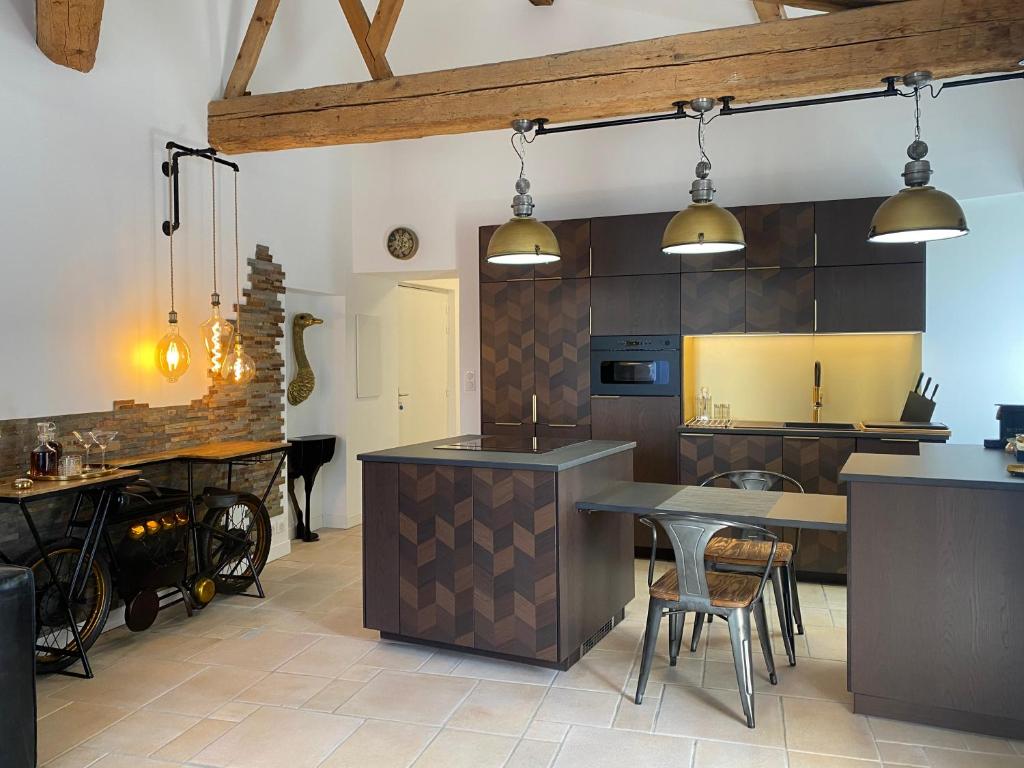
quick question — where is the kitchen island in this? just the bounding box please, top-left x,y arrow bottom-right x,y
842,444 -> 1024,738
358,436 -> 636,669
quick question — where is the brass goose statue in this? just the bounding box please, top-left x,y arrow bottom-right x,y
287,313 -> 324,406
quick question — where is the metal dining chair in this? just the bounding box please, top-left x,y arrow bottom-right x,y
689,470 -> 805,667
634,513 -> 778,728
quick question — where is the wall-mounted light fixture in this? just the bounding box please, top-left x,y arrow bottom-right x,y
155,146 -> 191,383
486,119 -> 561,265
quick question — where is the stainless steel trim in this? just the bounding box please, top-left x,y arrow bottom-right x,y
494,422 -> 523,426
747,266 -> 779,271
814,299 -> 818,332
591,395 -> 621,399
546,423 -> 578,428
880,438 -> 919,443
532,394 -> 538,423
814,232 -> 818,266
679,433 -> 708,437
783,436 -> 820,441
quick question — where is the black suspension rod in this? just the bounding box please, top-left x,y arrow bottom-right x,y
161,141 -> 240,236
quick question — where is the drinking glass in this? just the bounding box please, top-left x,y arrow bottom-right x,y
92,430 -> 118,469
72,430 -> 97,466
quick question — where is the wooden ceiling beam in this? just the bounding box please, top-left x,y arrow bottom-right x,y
753,1 -> 786,21
209,0 -> 1024,153
785,0 -> 901,11
365,0 -> 405,62
36,0 -> 104,73
338,0 -> 407,80
529,0 -> 555,5
224,0 -> 281,98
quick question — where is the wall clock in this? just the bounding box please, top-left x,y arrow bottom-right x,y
387,227 -> 419,261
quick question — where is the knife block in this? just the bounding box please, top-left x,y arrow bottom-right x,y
900,390 -> 936,422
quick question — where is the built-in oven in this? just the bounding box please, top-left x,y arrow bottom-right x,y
590,335 -> 680,397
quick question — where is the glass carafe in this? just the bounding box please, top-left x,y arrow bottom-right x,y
30,422 -> 61,476
696,387 -> 713,423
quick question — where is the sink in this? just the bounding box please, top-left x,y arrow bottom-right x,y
783,421 -> 858,430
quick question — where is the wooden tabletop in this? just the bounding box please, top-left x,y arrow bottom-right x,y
576,481 -> 847,531
0,469 -> 142,503
111,440 -> 290,468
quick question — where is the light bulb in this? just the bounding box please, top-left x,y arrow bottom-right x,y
155,322 -> 191,383
222,338 -> 256,385
199,299 -> 234,375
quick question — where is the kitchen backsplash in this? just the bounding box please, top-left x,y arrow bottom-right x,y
683,333 -> 923,423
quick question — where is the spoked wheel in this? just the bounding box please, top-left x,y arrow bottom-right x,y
199,493 -> 271,594
19,539 -> 112,674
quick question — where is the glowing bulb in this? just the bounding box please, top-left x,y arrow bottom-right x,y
222,338 -> 256,385
155,323 -> 191,383
199,302 -> 234,375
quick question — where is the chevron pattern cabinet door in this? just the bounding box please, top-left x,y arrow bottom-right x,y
745,203 -> 815,268
535,219 -> 591,279
783,436 -> 856,495
679,434 -> 715,486
472,468 -> 558,662
398,464 -> 475,647
713,434 -> 783,477
535,278 -> 590,427
481,281 -> 535,425
680,270 -> 745,335
745,267 -> 814,333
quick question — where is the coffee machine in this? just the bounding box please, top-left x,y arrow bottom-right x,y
985,404 -> 1024,448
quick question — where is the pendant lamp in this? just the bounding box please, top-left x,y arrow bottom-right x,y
662,97 -> 745,255
222,170 -> 256,386
155,148 -> 192,382
868,72 -> 968,244
486,119 -> 561,265
199,161 -> 234,375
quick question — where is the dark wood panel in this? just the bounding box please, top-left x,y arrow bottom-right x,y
782,436 -> 856,495
479,224 -> 534,282
745,202 -> 815,268
712,433 -> 783,476
680,270 -> 745,335
590,275 -> 681,336
855,437 -> 921,456
678,433 -> 715,486
678,208 -> 747,273
472,468 -> 559,662
849,482 -> 1024,733
557,451 -> 635,661
815,263 -> 926,333
590,212 -> 679,276
535,219 -> 592,279
592,396 -> 681,483
535,278 -> 590,427
362,461 -> 401,633
816,197 -> 925,266
745,267 -> 814,333
481,422 -> 536,437
398,464 -> 475,647
480,280 -> 535,425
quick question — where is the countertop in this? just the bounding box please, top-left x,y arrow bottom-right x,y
678,419 -> 951,441
356,435 -> 637,472
840,443 -> 1024,491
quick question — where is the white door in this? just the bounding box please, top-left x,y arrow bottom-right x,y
398,285 -> 451,444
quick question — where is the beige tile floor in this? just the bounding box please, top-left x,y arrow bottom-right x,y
36,528 -> 1024,768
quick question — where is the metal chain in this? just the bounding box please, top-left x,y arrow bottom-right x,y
167,147 -> 176,316
211,160 -> 218,295
233,169 -> 242,336
913,85 -> 922,142
697,112 -> 712,172
512,130 -> 527,181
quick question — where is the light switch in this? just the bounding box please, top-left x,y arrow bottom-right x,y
464,371 -> 477,393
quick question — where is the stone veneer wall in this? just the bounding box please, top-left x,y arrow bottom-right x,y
0,245 -> 286,559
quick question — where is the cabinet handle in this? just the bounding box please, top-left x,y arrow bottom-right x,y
546,423 -> 578,428
679,433 -> 706,437
814,298 -> 818,332
814,232 -> 818,266
784,436 -> 820,441
592,395 -> 621,399
495,422 -> 523,427
532,394 -> 538,423
880,438 -> 918,443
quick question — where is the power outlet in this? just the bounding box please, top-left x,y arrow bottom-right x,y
464,370 -> 477,393
271,516 -> 287,539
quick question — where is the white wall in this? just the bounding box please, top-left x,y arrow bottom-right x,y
923,193 -> 1024,444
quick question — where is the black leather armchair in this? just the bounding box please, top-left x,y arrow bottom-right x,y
0,565 -> 36,768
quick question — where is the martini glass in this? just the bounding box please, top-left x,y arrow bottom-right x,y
92,430 -> 117,469
73,430 -> 97,467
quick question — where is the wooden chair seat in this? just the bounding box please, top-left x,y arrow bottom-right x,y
650,569 -> 762,609
705,538 -> 794,568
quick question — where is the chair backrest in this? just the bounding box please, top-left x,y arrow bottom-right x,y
702,470 -> 804,493
644,513 -> 777,614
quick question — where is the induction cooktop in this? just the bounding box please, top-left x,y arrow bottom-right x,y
434,436 -> 585,454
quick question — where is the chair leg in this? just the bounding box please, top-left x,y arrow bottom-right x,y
668,610 -> 684,666
727,608 -> 756,728
753,599 -> 778,685
690,612 -> 706,652
788,564 -> 805,635
635,597 -> 664,705
770,567 -> 797,667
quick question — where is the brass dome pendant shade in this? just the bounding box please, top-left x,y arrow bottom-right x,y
869,72 -> 968,244
486,119 -> 561,265
663,97 -> 745,255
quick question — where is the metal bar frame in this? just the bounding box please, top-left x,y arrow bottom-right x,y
161,141 -> 240,236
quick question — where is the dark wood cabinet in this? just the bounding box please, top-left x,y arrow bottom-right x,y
592,396 -> 680,483
534,219 -> 592,280
480,281 -> 535,426
815,263 -> 925,333
816,197 -> 925,266
590,212 -> 679,276
745,202 -> 815,269
681,270 -> 745,335
481,422 -> 535,438
479,225 -> 534,283
855,437 -> 921,455
678,207 -> 747,273
782,436 -> 856,495
679,433 -> 715,486
591,274 -> 681,336
712,433 -> 784,477
535,278 -> 591,428
746,267 -> 814,333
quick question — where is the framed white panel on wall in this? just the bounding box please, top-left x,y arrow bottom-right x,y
356,314 -> 382,398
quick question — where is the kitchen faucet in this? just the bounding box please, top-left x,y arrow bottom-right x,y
812,360 -> 823,424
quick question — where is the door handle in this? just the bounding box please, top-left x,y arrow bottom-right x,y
398,392 -> 410,397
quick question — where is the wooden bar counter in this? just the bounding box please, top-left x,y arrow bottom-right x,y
841,444 -> 1024,738
358,436 -> 636,669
